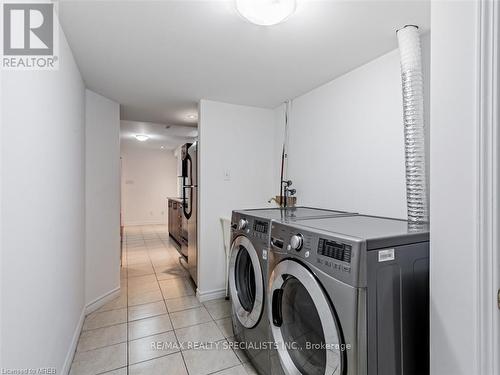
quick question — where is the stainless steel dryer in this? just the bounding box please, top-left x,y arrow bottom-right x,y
267,215 -> 429,375
229,207 -> 355,375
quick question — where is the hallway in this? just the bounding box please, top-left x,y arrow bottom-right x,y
69,225 -> 257,375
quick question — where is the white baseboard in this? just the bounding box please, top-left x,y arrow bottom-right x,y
62,286 -> 121,374
85,286 -> 121,315
61,308 -> 85,375
196,287 -> 227,302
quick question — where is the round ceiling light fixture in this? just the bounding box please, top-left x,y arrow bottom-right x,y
135,134 -> 150,142
187,114 -> 197,120
235,0 -> 297,26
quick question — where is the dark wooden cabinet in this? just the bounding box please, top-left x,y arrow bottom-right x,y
168,200 -> 172,234
168,198 -> 183,249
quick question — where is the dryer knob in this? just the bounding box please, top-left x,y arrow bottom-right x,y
290,234 -> 304,251
237,218 -> 248,231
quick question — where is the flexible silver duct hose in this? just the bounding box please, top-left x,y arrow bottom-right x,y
397,25 -> 429,223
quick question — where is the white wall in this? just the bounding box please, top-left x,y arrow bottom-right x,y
430,2 -> 481,374
277,35 -> 430,219
121,144 -> 178,226
272,104 -> 286,197
0,57 -> 3,368
85,90 -> 121,306
1,32 -> 86,372
198,100 -> 275,298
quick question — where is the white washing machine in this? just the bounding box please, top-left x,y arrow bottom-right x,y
229,207 -> 355,375
267,215 -> 429,375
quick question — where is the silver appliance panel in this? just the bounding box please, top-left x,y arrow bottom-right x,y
187,142 -> 198,284
270,221 -> 363,287
294,215 -> 429,250
268,216 -> 429,375
234,207 -> 353,222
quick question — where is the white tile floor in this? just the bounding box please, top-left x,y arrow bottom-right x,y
70,225 -> 258,375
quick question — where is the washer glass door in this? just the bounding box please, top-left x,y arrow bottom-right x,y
229,235 -> 264,328
269,260 -> 343,375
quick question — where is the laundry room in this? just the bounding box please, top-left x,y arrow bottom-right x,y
1,1 -> 498,375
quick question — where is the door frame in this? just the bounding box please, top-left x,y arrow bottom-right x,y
477,0 -> 499,373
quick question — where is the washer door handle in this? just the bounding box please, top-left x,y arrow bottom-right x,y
272,289 -> 283,327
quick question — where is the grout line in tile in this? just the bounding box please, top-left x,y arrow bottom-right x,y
126,350 -> 184,370
76,336 -> 128,354
96,365 -> 128,375
163,303 -> 202,314
206,364 -> 243,375
127,327 -> 175,343
170,313 -> 190,374
126,297 -> 165,309
82,319 -> 128,332
79,321 -> 127,334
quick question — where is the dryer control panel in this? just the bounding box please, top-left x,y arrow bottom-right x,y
270,221 -> 362,287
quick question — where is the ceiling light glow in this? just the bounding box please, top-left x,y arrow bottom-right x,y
135,134 -> 150,142
187,114 -> 197,120
235,0 -> 297,26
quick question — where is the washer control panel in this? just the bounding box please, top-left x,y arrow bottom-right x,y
231,213 -> 271,244
270,222 -> 360,286
253,220 -> 269,234
317,238 -> 352,263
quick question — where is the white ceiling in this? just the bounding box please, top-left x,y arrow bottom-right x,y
120,121 -> 198,150
59,0 -> 430,126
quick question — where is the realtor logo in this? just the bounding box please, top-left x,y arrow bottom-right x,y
4,3 -> 53,55
2,1 -> 59,70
